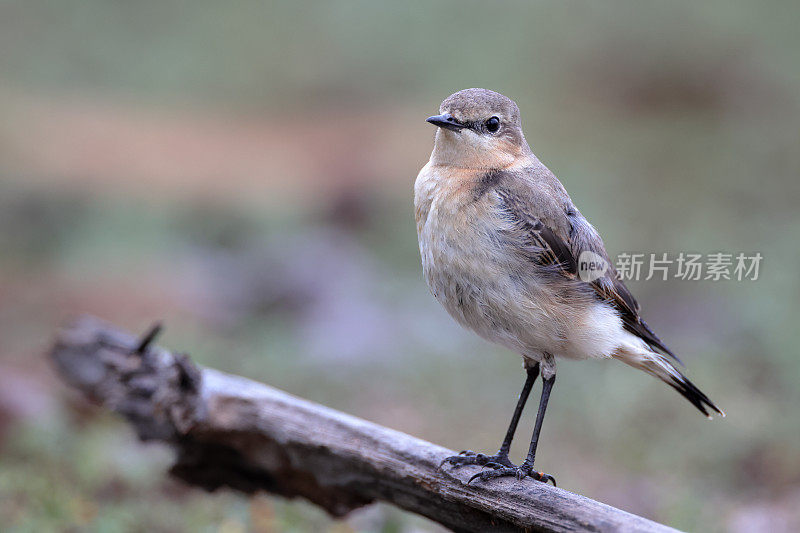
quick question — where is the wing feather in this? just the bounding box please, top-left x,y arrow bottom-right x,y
495,185 -> 682,364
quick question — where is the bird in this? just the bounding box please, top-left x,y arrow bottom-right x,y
414,88 -> 723,486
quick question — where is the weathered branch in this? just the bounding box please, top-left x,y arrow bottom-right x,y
49,315 -> 679,533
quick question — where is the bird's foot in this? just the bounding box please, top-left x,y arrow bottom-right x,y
468,461 -> 556,487
439,449 -> 515,470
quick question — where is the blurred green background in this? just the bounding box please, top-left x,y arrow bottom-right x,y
1,1 -> 799,532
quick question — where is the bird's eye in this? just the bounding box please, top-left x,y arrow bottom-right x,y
485,116 -> 500,133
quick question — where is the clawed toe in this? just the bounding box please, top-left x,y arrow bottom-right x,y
440,451 -> 488,468
467,464 -> 556,486
440,451 -> 514,470
532,471 -> 557,486
442,449 -> 555,486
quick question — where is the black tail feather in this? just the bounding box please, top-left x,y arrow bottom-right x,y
668,375 -> 724,418
617,348 -> 724,418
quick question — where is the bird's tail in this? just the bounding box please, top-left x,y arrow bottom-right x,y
615,343 -> 724,418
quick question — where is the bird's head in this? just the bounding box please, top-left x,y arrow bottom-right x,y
427,88 -> 531,169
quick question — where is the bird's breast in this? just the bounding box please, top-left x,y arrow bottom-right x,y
414,165 -> 523,332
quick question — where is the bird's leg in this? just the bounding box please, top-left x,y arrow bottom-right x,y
441,363 -> 539,470
469,371 -> 556,486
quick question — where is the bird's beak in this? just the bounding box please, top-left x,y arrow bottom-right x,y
426,113 -> 466,132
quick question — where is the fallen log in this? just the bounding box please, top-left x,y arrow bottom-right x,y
49,315 -> 679,533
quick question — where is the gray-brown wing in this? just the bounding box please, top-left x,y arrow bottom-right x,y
494,185 -> 681,364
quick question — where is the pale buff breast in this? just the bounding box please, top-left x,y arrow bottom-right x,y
414,164 -> 623,363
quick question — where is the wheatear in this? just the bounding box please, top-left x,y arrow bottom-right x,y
415,88 -> 723,485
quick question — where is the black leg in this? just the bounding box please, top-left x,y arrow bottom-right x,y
441,364 -> 539,469
469,373 -> 557,486
522,373 -> 554,468
497,363 -> 539,458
